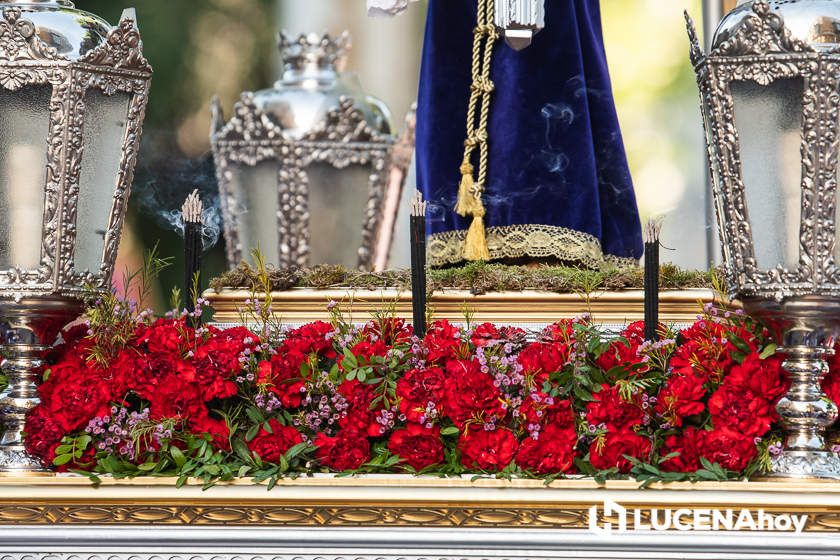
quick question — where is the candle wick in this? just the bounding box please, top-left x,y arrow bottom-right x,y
411,190 -> 427,217
644,217 -> 663,244
182,189 -> 204,224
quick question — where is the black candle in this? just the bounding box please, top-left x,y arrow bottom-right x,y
410,191 -> 428,338
182,189 -> 203,328
644,218 -> 662,342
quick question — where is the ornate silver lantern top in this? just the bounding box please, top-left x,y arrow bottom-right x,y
0,0 -> 114,59
714,0 -> 840,50
251,31 -> 390,140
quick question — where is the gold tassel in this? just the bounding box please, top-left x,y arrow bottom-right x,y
454,159 -> 479,217
463,206 -> 490,261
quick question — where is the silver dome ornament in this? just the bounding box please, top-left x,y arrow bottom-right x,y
211,32 -> 408,270
687,0 -> 840,478
0,1 -> 151,472
714,0 -> 840,50
495,0 -> 545,51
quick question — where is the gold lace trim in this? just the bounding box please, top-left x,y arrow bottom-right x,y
427,224 -> 640,269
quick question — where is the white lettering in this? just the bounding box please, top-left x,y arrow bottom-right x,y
734,509 -> 757,531
774,514 -> 792,531
634,508 -> 651,531
756,509 -> 774,531
673,509 -> 692,531
791,514 -> 808,534
587,504 -> 602,533
693,508 -> 711,531
650,508 -> 672,531
588,501 -> 810,536
713,509 -> 734,531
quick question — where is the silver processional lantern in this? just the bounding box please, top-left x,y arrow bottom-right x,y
211,32 -> 405,271
687,0 -> 840,478
0,1 -> 151,472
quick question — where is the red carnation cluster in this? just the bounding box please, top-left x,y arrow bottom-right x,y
27,318 -> 262,465
22,299 -> 809,482
653,313 -> 787,474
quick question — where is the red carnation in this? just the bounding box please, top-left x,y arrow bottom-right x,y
338,380 -> 382,437
388,423 -> 444,470
458,427 -> 518,472
589,429 -> 651,473
540,320 -> 576,344
518,342 -> 569,387
596,338 -> 645,375
135,318 -> 188,355
655,373 -> 706,427
265,350 -> 308,408
23,406 -> 67,467
516,424 -> 577,474
362,317 -> 413,346
189,412 -> 231,451
144,374 -> 205,421
443,359 -> 504,428
621,321 -> 648,345
39,367 -> 110,433
345,339 -> 388,363
470,322 -> 502,348
396,367 -> 446,423
247,419 -> 303,463
698,427 -> 757,472
423,320 -> 462,364
283,321 -> 336,358
315,431 -> 370,471
660,426 -> 702,472
109,347 -> 149,399
672,320 -> 752,384
708,353 -> 786,438
192,326 -> 260,400
520,393 -> 574,429
585,384 -> 644,432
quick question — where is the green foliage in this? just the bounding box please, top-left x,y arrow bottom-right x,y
53,434 -> 93,467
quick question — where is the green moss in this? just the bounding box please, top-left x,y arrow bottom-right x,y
210,262 -> 718,295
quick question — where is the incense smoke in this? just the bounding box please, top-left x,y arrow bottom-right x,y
132,153 -> 222,252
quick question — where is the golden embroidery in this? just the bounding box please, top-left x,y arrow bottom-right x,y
427,224 -> 639,269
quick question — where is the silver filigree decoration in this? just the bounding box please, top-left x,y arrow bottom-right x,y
79,14 -> 151,73
278,31 -> 351,73
770,452 -> 840,478
0,8 -> 63,62
715,1 -> 813,57
684,11 -> 704,67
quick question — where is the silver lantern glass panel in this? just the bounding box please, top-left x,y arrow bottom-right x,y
687,0 -> 840,478
0,85 -> 51,271
211,32 -> 398,270
729,77 -> 804,271
0,1 -> 151,472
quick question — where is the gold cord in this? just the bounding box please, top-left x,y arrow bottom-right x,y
455,0 -> 499,261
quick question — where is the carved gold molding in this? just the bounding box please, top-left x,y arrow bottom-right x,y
204,288 -> 721,326
0,476 -> 838,531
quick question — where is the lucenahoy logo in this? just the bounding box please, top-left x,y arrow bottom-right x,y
587,499 -> 809,534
